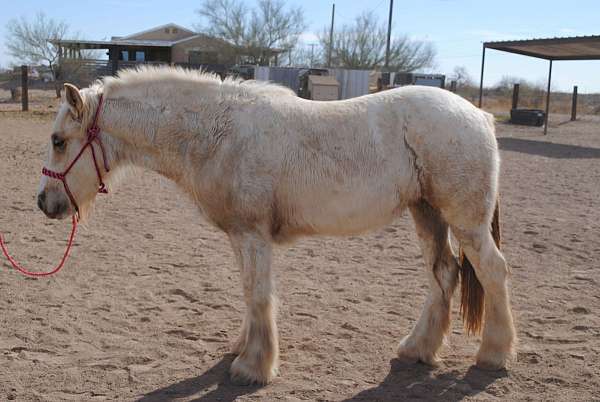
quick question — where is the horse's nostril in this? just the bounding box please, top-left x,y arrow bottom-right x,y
37,192 -> 46,212
56,201 -> 68,215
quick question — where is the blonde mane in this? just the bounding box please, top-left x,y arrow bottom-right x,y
91,65 -> 297,100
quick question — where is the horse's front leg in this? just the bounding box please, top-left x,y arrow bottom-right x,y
228,229 -> 278,385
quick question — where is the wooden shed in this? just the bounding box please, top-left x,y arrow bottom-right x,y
307,75 -> 340,101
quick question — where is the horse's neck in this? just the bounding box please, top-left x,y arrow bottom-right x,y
99,95 -> 212,182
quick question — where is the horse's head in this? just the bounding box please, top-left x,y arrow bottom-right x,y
37,83 -> 107,221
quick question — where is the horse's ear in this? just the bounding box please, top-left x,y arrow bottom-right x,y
64,83 -> 83,118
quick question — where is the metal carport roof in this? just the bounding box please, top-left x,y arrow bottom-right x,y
478,35 -> 600,134
485,35 -> 600,61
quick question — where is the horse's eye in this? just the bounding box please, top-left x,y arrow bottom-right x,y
52,135 -> 66,151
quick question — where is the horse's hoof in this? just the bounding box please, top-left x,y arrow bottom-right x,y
475,354 -> 508,371
476,347 -> 511,370
229,355 -> 276,385
475,359 -> 505,371
397,336 -> 439,366
396,346 -> 419,364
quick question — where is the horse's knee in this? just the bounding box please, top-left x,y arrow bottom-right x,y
436,247 -> 460,295
410,201 -> 458,298
458,228 -> 506,285
477,240 -> 509,292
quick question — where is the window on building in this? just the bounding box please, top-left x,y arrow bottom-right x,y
135,51 -> 145,62
120,50 -> 129,61
188,51 -> 218,64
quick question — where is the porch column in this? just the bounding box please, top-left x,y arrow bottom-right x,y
109,46 -> 119,75
478,44 -> 486,108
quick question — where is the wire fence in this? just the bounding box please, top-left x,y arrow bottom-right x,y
2,62 -> 598,116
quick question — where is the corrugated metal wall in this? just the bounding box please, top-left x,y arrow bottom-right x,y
254,66 -> 371,100
262,67 -> 304,93
254,66 -> 270,82
329,69 -> 370,100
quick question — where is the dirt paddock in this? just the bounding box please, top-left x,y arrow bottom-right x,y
0,108 -> 599,401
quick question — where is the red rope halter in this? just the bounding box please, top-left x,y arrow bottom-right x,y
0,93 -> 109,277
42,94 -> 110,217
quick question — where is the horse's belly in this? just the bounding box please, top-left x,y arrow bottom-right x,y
288,184 -> 404,237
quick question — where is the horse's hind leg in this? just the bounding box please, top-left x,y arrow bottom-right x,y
453,224 -> 516,369
398,200 -> 459,365
228,229 -> 278,384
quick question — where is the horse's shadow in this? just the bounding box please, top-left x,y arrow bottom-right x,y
139,356 -> 506,402
137,354 -> 262,402
343,359 -> 507,402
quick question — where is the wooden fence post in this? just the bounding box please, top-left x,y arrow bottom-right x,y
21,65 -> 29,112
511,83 -> 520,110
571,85 -> 578,121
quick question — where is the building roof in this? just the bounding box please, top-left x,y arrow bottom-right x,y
485,35 -> 600,60
51,34 -> 233,48
120,23 -> 195,40
50,39 -> 173,48
50,24 -> 285,54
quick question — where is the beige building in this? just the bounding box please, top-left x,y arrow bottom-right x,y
52,23 -> 283,69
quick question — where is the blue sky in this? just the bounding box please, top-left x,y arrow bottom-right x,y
1,0 -> 599,92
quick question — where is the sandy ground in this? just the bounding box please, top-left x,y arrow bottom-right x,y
0,89 -> 59,114
0,108 -> 599,401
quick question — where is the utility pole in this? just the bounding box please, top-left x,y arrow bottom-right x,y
384,0 -> 394,69
309,43 -> 316,67
327,3 -> 335,67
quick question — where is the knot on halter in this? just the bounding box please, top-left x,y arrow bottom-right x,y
87,125 -> 100,141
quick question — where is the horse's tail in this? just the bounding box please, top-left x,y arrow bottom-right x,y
458,198 -> 501,335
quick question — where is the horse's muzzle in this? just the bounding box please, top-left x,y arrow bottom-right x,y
37,191 -> 71,220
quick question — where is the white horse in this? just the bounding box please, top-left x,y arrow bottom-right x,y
38,67 -> 516,384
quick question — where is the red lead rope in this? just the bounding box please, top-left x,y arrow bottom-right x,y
0,215 -> 78,277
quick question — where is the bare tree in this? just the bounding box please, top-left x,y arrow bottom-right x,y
493,75 -> 549,108
195,0 -> 306,65
451,66 -> 474,87
319,11 -> 435,71
281,43 -> 322,67
495,75 -> 548,94
5,12 -> 70,97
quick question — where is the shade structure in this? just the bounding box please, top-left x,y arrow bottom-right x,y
478,35 -> 600,134
485,35 -> 600,61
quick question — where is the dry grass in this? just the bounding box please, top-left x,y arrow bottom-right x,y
1,87 -> 598,120
0,88 -> 61,114
455,85 -> 600,117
